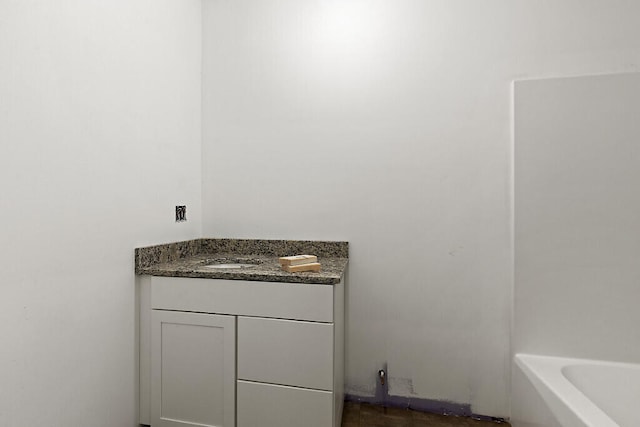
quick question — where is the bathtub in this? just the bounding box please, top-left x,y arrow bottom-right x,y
515,354 -> 640,427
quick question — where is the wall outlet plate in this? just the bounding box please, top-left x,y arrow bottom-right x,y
175,205 -> 187,222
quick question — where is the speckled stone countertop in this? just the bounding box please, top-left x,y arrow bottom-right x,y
135,238 -> 348,285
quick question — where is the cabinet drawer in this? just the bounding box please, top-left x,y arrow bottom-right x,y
151,276 -> 333,322
238,316 -> 333,390
237,380 -> 333,427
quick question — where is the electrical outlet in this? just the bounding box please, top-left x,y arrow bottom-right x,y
175,205 -> 187,222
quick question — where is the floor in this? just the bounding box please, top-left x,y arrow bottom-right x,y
341,402 -> 511,427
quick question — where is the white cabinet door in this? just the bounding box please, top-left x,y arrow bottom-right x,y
151,310 -> 235,427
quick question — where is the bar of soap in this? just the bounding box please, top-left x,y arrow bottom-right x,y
278,255 -> 318,266
282,262 -> 321,273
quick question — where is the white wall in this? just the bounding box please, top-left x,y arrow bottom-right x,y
514,72 -> 640,362
202,0 -> 640,417
0,1 -> 202,426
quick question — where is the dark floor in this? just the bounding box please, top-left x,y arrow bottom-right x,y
341,402 -> 511,427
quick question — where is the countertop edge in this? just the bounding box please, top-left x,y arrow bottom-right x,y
136,269 -> 343,285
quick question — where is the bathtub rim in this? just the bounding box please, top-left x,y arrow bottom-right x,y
514,353 -> 632,427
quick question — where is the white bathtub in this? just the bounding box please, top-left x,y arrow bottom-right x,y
515,354 -> 640,427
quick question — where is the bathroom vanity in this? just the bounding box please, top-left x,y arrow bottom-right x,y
136,239 -> 348,427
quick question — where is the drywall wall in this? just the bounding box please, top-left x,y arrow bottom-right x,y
513,72 -> 640,361
0,1 -> 202,426
201,0 -> 640,417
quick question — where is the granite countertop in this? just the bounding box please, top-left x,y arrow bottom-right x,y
135,238 -> 348,285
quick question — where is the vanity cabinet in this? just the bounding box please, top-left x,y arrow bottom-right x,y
139,275 -> 344,427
